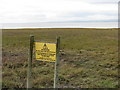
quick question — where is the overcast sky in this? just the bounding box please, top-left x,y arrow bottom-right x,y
0,0 -> 119,23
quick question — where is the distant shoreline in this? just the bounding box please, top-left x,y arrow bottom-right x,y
1,22 -> 117,29
1,28 -> 118,30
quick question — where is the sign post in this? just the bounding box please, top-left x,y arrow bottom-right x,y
27,36 -> 60,88
27,35 -> 34,88
54,37 -> 60,88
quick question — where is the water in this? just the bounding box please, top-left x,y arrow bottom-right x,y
1,22 -> 118,29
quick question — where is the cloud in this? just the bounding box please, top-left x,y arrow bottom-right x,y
0,0 -> 118,23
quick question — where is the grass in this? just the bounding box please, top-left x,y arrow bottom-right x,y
2,28 -> 118,88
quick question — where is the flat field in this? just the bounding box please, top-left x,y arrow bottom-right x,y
2,28 -> 118,88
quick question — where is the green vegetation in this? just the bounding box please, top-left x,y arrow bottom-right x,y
2,28 -> 118,88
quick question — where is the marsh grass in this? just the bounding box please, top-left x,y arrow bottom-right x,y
2,28 -> 118,88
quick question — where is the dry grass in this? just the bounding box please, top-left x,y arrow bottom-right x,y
2,28 -> 118,88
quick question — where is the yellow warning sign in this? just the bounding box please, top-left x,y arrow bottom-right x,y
35,42 -> 56,62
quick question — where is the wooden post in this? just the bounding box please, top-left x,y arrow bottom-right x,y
27,35 -> 34,89
54,37 -> 60,88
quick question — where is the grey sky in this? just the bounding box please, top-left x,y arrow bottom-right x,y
0,0 -> 119,23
